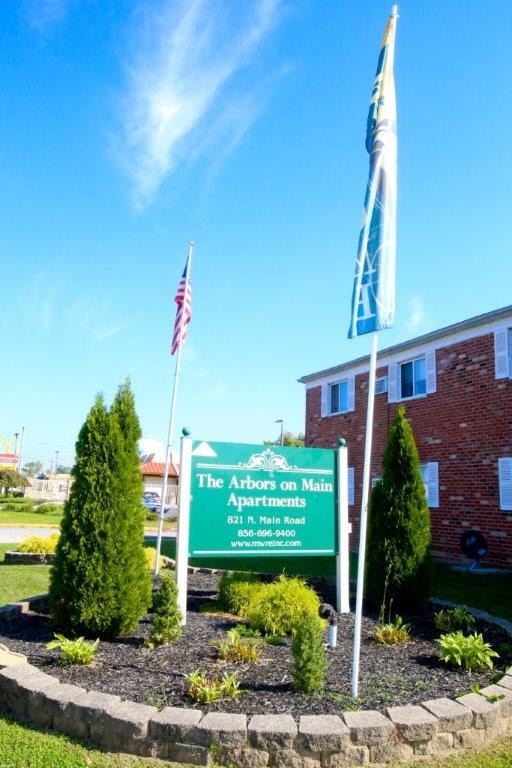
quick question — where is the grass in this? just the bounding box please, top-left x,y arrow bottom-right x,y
431,564 -> 512,622
0,507 -> 63,527
389,735 -> 512,768
0,543 -> 51,604
0,713 -> 191,768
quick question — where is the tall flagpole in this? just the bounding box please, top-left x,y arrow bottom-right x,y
349,4 -> 398,697
154,241 -> 194,576
351,332 -> 378,696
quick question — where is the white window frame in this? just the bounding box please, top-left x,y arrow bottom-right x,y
375,376 -> 388,395
498,457 -> 512,511
388,350 -> 436,403
321,376 -> 355,416
400,356 -> 427,400
421,462 -> 439,508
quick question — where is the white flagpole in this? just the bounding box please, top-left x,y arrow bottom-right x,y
154,241 -> 194,576
351,332 -> 378,696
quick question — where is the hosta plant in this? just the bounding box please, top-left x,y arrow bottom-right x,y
215,629 -> 261,663
46,634 -> 99,665
186,671 -> 243,703
434,606 -> 475,634
437,631 -> 499,671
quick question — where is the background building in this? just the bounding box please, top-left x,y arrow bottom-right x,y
299,305 -> 512,567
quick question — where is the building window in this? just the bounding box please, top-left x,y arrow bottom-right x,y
400,357 -> 427,399
330,380 -> 349,414
421,462 -> 439,508
375,376 -> 387,395
498,458 -> 512,511
321,376 -> 355,416
348,467 -> 354,506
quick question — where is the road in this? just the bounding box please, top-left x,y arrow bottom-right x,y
0,526 -> 177,544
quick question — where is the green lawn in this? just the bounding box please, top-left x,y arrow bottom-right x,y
0,543 -> 51,604
2,535 -> 511,622
0,507 -> 63,527
0,713 -> 184,768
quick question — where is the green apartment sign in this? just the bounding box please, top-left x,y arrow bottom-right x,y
188,440 -> 336,556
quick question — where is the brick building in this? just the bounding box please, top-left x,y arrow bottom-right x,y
299,305 -> 512,567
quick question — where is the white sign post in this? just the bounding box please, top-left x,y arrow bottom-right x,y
175,435 -> 192,625
336,439 -> 350,613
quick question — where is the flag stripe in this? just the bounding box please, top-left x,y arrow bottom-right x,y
171,258 -> 192,355
349,9 -> 398,339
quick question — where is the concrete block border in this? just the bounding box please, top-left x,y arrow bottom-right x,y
0,590 -> 511,766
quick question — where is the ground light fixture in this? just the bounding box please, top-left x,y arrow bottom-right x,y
319,602 -> 338,649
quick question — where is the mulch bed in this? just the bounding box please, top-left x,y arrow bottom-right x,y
0,572 -> 510,717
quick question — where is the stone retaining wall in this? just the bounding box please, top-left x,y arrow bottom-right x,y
0,656 -> 511,765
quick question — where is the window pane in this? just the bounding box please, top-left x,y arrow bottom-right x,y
401,362 -> 414,398
414,357 -> 427,395
339,380 -> 349,412
330,383 -> 339,413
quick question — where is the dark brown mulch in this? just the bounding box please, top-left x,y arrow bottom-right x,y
0,572 -> 510,717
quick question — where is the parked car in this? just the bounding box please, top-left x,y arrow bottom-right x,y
142,491 -> 161,512
142,491 -> 174,516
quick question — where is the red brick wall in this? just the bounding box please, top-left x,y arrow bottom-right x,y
304,333 -> 512,567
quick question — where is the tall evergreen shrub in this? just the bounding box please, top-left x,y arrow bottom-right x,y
366,405 -> 431,612
49,383 -> 151,638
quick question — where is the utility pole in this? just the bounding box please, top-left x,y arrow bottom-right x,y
55,450 -> 59,476
275,419 -> 284,446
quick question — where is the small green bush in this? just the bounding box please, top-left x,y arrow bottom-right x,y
434,606 -> 475,634
229,624 -> 261,640
18,533 -> 60,554
217,571 -> 263,615
375,615 -> 411,645
34,503 -> 63,515
46,633 -> 99,665
246,575 -> 323,637
437,631 -> 499,670
215,630 -> 261,663
0,500 -> 34,513
146,572 -> 182,649
291,612 -> 327,694
143,546 -> 164,572
186,671 -> 242,703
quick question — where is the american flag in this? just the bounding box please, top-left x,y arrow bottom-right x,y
171,256 -> 192,355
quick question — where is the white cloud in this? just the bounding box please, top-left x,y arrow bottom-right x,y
94,323 -> 129,342
120,0 -> 283,208
408,296 -> 425,331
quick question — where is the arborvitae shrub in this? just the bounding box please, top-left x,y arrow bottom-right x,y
246,575 -> 323,637
49,383 -> 151,639
291,612 -> 327,694
146,572 -> 182,648
366,405 -> 431,612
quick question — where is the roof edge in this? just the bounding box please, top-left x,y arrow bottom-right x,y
298,304 -> 512,384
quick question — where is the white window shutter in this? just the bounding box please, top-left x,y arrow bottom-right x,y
347,376 -> 355,412
388,362 -> 398,402
499,457 -> 512,511
425,462 -> 439,507
320,384 -> 329,417
426,350 -> 437,394
494,330 -> 510,380
348,466 -> 355,506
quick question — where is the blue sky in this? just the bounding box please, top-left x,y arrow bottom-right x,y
1,0 -> 511,470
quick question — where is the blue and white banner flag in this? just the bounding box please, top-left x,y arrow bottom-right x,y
348,7 -> 398,339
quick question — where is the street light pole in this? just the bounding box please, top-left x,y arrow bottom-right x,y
275,419 -> 284,446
